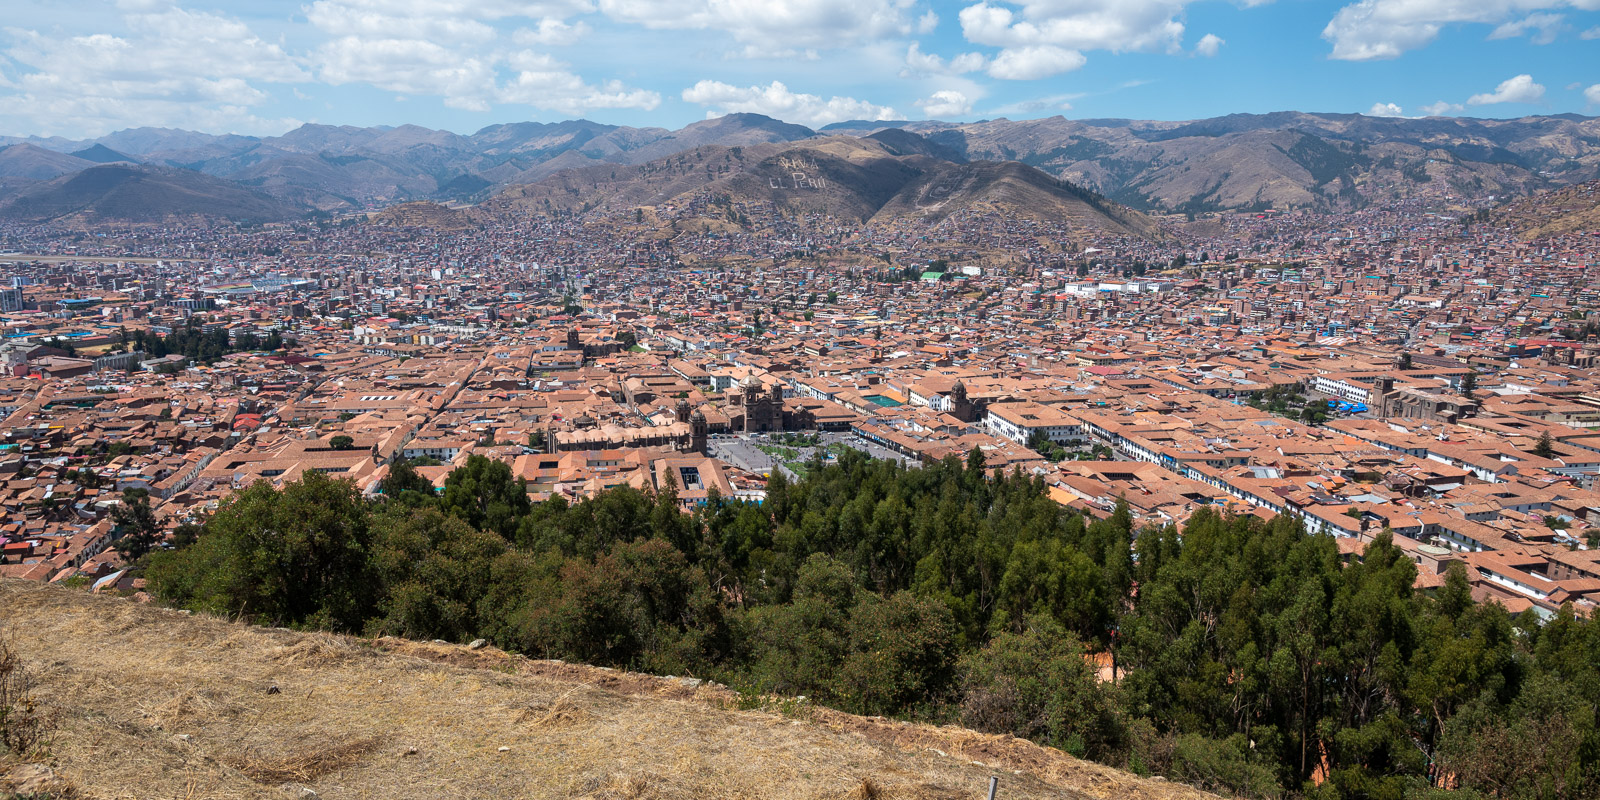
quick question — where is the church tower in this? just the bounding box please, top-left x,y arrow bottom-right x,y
690,410 -> 708,453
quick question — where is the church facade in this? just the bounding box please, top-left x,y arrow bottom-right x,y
728,376 -> 784,433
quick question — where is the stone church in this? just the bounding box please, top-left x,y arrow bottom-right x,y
727,376 -> 784,433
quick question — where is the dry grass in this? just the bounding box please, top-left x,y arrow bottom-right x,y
220,737 -> 381,784
567,771 -> 695,800
845,778 -> 885,799
0,756 -> 83,799
0,579 -> 1221,800
1,625 -> 57,760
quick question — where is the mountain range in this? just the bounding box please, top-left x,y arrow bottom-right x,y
0,111 -> 1595,226
477,132 -> 1162,238
824,113 -> 1600,213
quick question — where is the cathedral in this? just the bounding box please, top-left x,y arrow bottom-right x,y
728,376 -> 784,433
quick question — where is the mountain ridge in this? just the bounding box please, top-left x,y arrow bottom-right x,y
480,133 -> 1163,239
0,162 -> 306,225
2,111 -> 1596,223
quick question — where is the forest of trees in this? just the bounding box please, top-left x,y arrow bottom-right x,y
139,450 -> 1600,799
119,320 -> 285,365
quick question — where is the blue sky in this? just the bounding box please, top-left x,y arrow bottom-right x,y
2,0 -> 1598,139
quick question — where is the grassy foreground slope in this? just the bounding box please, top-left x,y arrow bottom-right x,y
2,579 -> 1216,800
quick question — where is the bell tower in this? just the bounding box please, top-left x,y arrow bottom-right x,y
690,410 -> 708,453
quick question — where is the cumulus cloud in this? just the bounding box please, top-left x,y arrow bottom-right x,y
497,52 -> 660,113
987,45 -> 1086,80
957,0 -> 1224,80
917,89 -> 972,117
1467,74 -> 1545,105
306,1 -> 491,42
959,0 -> 1192,53
1323,0 -> 1597,61
1194,33 -> 1224,56
316,36 -> 496,110
681,80 -> 896,127
599,0 -> 921,51
1585,84 -> 1600,105
0,6 -> 308,137
308,0 -> 594,25
306,0 -> 654,115
512,18 -> 591,46
1366,101 -> 1403,117
1419,100 -> 1464,115
901,42 -> 987,77
1581,25 -> 1600,38
1487,13 -> 1565,44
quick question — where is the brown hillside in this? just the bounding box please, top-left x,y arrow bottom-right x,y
483,135 -> 1161,241
1,579 -> 1218,800
1491,179 -> 1600,239
481,142 -> 791,216
0,163 -> 305,225
369,200 -> 475,230
872,160 -> 1162,239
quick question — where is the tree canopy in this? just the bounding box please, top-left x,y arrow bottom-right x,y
139,449 -> 1600,800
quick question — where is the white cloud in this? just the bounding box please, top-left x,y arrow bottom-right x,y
681,80 -> 896,127
0,6 -> 309,137
497,52 -> 660,112
1323,0 -> 1598,61
987,45 -> 1086,80
315,37 -> 657,113
1194,33 -> 1223,56
305,1 -> 493,42
901,42 -> 987,77
917,89 -> 972,117
1581,25 -> 1600,38
957,0 -> 1233,79
309,0 -> 594,26
1585,84 -> 1600,105
1488,13 -> 1565,43
1366,101 -> 1403,117
315,36 -> 499,110
959,0 -> 1191,54
512,18 -> 590,46
1467,74 -> 1545,105
307,0 -> 654,115
599,0 -> 921,51
1420,100 -> 1464,115
988,93 -> 1080,115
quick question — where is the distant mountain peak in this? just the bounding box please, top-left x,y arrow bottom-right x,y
0,143 -> 94,181
69,144 -> 136,164
686,114 -> 815,139
0,162 -> 306,225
